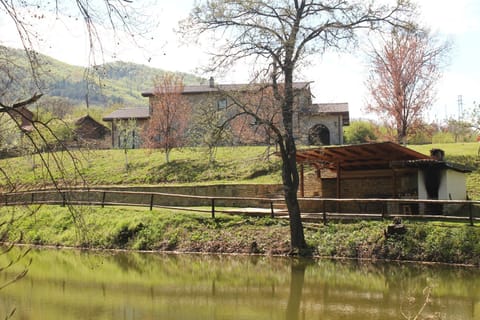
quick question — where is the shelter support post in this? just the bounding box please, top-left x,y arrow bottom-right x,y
300,164 -> 304,198
336,162 -> 341,213
392,169 -> 398,197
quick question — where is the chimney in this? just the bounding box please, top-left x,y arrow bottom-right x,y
209,76 -> 214,88
430,149 -> 445,161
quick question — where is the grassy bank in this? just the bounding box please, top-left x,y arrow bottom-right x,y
0,146 -> 283,188
1,143 -> 479,196
2,205 -> 479,266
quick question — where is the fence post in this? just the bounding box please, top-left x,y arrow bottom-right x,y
101,192 -> 106,208
469,202 -> 474,226
150,194 -> 154,211
4,194 -> 7,206
31,192 -> 34,204
61,192 -> 66,207
270,201 -> 274,218
323,199 -> 327,225
211,198 -> 215,219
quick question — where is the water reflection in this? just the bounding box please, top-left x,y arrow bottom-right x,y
0,248 -> 478,319
285,259 -> 311,320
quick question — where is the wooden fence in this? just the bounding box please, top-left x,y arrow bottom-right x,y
0,188 -> 479,225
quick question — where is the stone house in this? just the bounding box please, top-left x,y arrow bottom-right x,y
301,103 -> 349,145
103,77 -> 350,148
102,107 -> 149,148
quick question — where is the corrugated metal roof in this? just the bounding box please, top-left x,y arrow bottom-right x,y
102,107 -> 150,121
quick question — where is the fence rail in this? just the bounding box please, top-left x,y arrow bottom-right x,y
0,188 -> 479,225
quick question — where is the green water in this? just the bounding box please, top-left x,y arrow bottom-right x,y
0,248 -> 478,320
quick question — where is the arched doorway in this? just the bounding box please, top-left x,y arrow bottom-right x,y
308,124 -> 330,145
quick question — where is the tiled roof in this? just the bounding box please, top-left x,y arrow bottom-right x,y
141,82 -> 311,97
103,107 -> 150,121
391,159 -> 473,173
311,103 -> 349,114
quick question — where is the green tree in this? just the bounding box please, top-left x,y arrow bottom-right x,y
180,0 -> 415,252
344,120 -> 378,144
445,118 -> 474,143
114,119 -> 140,170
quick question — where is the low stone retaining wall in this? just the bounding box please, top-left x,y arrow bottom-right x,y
95,184 -> 284,208
98,184 -> 283,198
3,184 -> 284,209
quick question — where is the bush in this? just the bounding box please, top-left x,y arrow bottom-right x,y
344,120 -> 377,144
432,132 -> 455,144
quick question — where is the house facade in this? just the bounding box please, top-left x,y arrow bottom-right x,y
103,78 -> 350,148
102,107 -> 149,148
299,103 -> 350,145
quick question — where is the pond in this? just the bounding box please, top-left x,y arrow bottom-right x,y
0,248 -> 478,320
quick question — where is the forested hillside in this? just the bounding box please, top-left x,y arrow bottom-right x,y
1,46 -> 204,108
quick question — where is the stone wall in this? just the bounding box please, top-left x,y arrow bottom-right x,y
85,184 -> 283,208
299,169 -> 418,213
3,184 -> 284,210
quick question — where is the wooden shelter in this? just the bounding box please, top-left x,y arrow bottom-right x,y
75,115 -> 110,140
73,115 -> 111,148
295,142 -> 471,214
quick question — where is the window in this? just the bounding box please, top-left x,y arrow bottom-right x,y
217,98 -> 227,110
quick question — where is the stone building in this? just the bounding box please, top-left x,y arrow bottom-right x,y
103,78 -> 350,148
300,103 -> 350,145
102,107 -> 149,148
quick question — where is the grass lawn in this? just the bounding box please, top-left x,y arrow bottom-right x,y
0,146 -> 283,188
1,142 -> 479,197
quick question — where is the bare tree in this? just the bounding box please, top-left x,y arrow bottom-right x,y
229,83 -> 282,151
366,28 -> 450,144
144,74 -> 191,163
188,95 -> 232,164
469,102 -> 480,134
0,0 -> 148,187
0,1 -> 149,307
180,0 -> 415,252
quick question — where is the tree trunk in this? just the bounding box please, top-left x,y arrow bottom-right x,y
165,149 -> 170,163
281,138 -> 307,251
280,64 -> 307,252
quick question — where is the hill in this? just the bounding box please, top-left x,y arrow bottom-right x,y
0,46 -> 204,108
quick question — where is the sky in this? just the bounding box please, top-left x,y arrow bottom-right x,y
1,0 -> 479,122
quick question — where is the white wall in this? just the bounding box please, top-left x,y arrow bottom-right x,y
442,170 -> 467,200
417,168 -> 467,214
418,169 -> 466,200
